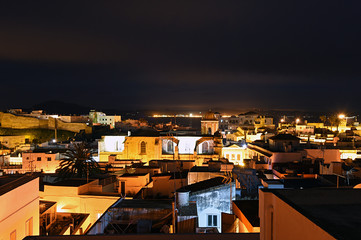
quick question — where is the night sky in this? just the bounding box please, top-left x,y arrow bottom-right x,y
1,1 -> 361,112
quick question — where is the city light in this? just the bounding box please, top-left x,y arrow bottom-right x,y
338,114 -> 345,119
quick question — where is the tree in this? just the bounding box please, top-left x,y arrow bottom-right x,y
329,115 -> 340,132
57,142 -> 100,179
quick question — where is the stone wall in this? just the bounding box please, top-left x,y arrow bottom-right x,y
0,112 -> 91,133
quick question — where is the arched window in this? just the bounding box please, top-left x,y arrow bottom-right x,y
202,142 -> 209,154
140,141 -> 146,154
167,141 -> 173,153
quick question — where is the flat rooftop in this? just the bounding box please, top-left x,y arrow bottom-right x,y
113,199 -> 172,209
46,179 -> 94,187
265,188 -> 361,240
0,174 -> 38,196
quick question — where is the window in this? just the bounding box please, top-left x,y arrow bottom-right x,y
237,154 -> 241,160
47,157 -> 51,161
167,141 -> 173,153
226,154 -> 229,159
207,214 -> 217,227
231,154 -> 235,160
37,157 -> 41,161
140,141 -> 146,154
202,142 -> 208,153
26,217 -> 33,236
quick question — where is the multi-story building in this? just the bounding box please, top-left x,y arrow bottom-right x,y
22,149 -> 67,173
89,110 -> 121,128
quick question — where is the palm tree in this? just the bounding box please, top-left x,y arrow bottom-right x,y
57,142 -> 100,180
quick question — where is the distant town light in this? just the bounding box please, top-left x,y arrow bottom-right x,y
280,119 -> 285,123
296,118 -> 300,124
338,114 -> 345,119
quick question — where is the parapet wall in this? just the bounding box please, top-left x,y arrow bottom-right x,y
0,112 -> 91,133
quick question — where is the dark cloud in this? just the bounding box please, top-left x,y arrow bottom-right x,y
0,1 -> 360,112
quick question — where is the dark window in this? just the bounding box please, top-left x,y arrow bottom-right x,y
37,157 -> 41,161
140,141 -> 146,154
202,142 -> 209,153
121,181 -> 126,196
47,157 -> 51,161
207,215 -> 217,227
167,141 -> 173,153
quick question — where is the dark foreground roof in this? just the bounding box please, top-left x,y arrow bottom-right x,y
264,188 -> 361,240
114,199 -> 172,209
269,134 -> 300,141
177,177 -> 226,193
0,174 -> 38,196
233,200 -> 260,227
25,233 -> 260,240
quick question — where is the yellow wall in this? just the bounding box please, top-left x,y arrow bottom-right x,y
0,112 -> 91,133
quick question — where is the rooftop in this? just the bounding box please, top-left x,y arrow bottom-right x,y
269,134 -> 300,141
178,202 -> 197,216
46,179 -> 94,187
263,188 -> 361,240
177,177 -> 226,193
113,199 -> 172,209
0,174 -> 38,196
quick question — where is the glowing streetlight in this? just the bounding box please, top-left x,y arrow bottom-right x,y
338,114 -> 345,119
280,119 -> 285,123
296,118 -> 300,124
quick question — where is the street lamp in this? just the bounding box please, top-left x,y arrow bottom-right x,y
338,114 -> 345,120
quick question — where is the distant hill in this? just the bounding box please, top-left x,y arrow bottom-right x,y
32,101 -> 92,115
31,100 -> 124,116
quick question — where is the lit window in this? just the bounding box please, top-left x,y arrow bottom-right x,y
207,214 -> 217,227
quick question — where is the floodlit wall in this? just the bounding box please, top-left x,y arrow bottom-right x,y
304,149 -> 341,164
0,112 -> 91,133
222,145 -> 246,166
22,152 -> 62,173
0,177 -> 39,239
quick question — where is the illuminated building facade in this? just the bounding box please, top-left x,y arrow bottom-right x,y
89,110 -> 121,128
98,135 -> 222,165
201,111 -> 219,135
